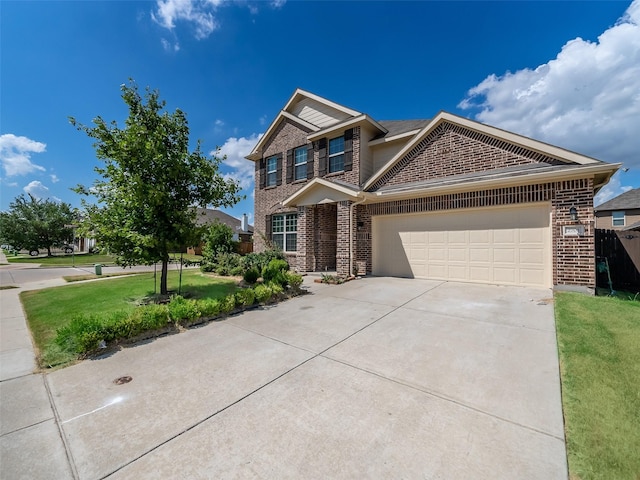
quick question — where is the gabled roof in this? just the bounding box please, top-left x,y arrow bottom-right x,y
282,178 -> 372,207
595,188 -> 640,211
194,208 -> 253,234
246,89 -> 361,161
363,111 -> 608,191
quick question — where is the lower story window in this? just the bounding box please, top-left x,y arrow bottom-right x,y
272,213 -> 297,252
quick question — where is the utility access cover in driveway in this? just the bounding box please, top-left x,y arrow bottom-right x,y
46,277 -> 567,479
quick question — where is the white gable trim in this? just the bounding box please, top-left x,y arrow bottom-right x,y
284,88 -> 361,118
363,111 -> 604,190
307,114 -> 387,141
282,178 -> 372,207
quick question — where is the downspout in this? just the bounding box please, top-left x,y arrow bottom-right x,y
349,196 -> 368,277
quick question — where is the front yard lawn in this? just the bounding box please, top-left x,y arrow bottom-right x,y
555,292 -> 640,480
21,269 -> 237,363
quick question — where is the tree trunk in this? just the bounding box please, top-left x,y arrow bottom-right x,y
160,258 -> 169,295
47,246 -> 52,256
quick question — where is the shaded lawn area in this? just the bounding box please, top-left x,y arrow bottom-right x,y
555,292 -> 640,480
21,269 -> 237,356
7,253 -> 116,266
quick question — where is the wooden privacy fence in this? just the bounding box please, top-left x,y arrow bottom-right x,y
595,229 -> 640,293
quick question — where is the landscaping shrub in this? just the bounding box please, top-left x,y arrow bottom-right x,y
242,249 -> 286,273
219,293 -> 237,314
262,259 -> 290,286
284,271 -> 303,289
213,252 -> 243,276
235,288 -> 255,307
267,281 -> 284,297
55,314 -> 110,355
253,283 -> 273,303
243,267 -> 260,284
198,298 -> 221,318
168,295 -> 200,323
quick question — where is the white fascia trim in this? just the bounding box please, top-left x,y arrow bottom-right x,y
307,114 -> 387,141
246,110 -> 320,161
282,177 -> 373,207
284,88 -> 361,117
363,111 -> 606,190
370,163 -> 621,202
368,129 -> 421,146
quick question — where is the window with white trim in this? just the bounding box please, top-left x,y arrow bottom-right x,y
328,136 -> 344,173
266,156 -> 277,187
294,146 -> 307,181
272,213 -> 297,252
612,211 -> 625,227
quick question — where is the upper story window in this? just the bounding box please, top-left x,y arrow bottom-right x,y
328,136 -> 345,173
266,156 -> 278,187
294,146 -> 307,181
612,211 -> 625,227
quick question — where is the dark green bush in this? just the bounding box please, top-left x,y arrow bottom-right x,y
242,249 -> 286,273
243,267 -> 260,284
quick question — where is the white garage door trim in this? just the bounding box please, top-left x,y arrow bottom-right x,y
372,203 -> 552,288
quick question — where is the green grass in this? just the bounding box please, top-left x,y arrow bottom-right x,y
21,269 -> 237,357
555,292 -> 640,480
7,253 -> 116,266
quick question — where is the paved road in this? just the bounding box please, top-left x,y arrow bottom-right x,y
0,264 -> 568,479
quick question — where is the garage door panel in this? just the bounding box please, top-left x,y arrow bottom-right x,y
470,248 -> 490,262
494,248 -> 516,263
448,248 -> 467,262
372,204 -> 551,288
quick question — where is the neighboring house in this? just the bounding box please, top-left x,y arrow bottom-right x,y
187,208 -> 253,255
595,188 -> 640,231
246,89 -> 619,292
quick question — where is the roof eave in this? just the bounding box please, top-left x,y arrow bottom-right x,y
307,114 -> 387,142
370,163 -> 621,202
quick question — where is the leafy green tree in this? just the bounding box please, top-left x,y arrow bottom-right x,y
202,221 -> 236,257
70,80 -> 242,294
0,194 -> 75,256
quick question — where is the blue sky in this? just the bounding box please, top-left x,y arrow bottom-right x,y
2,0 -> 639,223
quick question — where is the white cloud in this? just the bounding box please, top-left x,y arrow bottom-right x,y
152,0 -> 222,40
214,133 -> 263,190
50,174 -> 59,183
161,37 -> 180,52
459,0 -> 640,179
594,171 -> 634,206
259,115 -> 268,126
23,180 -> 49,199
270,0 -> 286,8
0,134 -> 47,177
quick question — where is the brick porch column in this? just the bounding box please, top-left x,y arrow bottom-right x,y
296,206 -> 315,273
336,201 -> 351,276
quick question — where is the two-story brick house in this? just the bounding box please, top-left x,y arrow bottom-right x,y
246,89 -> 619,292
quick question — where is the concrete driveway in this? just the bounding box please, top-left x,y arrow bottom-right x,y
2,276 -> 567,479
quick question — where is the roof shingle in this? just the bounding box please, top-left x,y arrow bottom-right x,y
595,188 -> 640,211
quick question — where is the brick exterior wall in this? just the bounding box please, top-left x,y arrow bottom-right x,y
371,123 -> 564,191
252,111 -> 598,289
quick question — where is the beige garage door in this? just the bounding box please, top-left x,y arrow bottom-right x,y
372,203 -> 551,287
